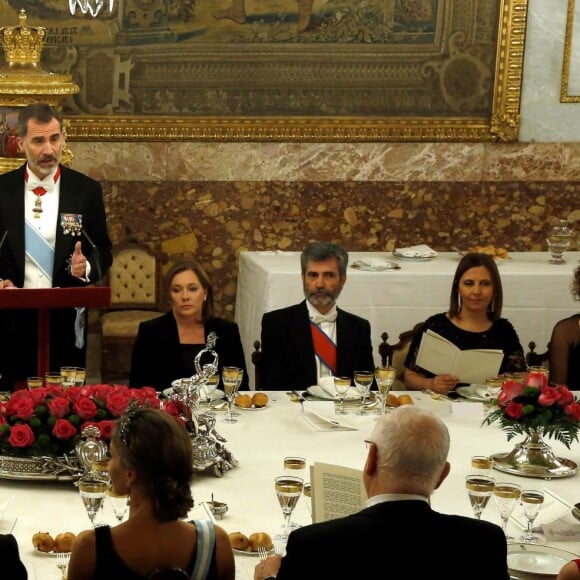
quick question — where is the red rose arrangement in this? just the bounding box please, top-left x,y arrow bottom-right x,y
483,371 -> 580,448
0,384 -> 183,458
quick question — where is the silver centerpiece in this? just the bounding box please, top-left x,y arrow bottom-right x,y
167,332 -> 238,477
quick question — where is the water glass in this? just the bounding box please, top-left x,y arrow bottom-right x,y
546,219 -> 573,264
27,376 -> 43,390
60,366 -> 76,389
44,372 -> 62,387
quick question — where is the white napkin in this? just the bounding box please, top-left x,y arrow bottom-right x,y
394,244 -> 437,258
300,401 -> 358,431
510,488 -> 571,531
318,376 -> 336,397
350,258 -> 400,271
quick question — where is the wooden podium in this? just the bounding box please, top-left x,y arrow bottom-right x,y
0,287 -> 111,378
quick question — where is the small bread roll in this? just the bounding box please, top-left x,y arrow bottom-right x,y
248,532 -> 273,552
32,532 -> 55,553
234,394 -> 252,408
398,394 -> 414,405
54,532 -> 76,553
385,393 -> 399,407
229,532 -> 250,551
252,392 -> 269,408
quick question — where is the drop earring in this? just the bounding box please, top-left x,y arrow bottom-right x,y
458,293 -> 462,310
126,481 -> 132,507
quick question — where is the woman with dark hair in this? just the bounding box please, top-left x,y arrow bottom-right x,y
404,253 -> 526,393
129,260 -> 248,390
68,408 -> 235,580
0,534 -> 27,579
549,265 -> 580,389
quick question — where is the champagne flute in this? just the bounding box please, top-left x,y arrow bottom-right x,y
230,369 -> 244,417
78,476 -> 108,528
203,373 -> 220,415
493,482 -> 521,540
283,457 -> 306,529
108,487 -> 129,523
465,474 -> 495,519
520,489 -> 545,543
221,366 -> 241,424
273,475 -> 304,543
334,376 -> 351,415
353,370 -> 373,415
374,366 -> 396,415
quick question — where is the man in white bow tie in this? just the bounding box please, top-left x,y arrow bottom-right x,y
260,241 -> 374,390
0,103 -> 112,389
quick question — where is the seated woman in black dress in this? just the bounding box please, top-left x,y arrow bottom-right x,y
404,252 -> 527,393
67,408 -> 235,580
129,260 -> 248,390
549,265 -> 580,389
0,534 -> 27,580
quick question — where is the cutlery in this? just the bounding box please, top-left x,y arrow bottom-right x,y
258,546 -> 269,561
56,551 -> 70,580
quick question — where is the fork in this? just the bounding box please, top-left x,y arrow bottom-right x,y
257,546 -> 269,561
56,551 -> 70,579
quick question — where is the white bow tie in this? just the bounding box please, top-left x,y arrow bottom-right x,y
311,311 -> 337,324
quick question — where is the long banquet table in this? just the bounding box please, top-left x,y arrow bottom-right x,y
4,391 -> 580,579
235,251 -> 580,388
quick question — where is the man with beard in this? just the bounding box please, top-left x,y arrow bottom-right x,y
0,103 -> 112,389
259,241 -> 374,390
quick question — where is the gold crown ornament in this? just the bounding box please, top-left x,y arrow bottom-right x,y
0,9 -> 46,66
0,9 -> 79,98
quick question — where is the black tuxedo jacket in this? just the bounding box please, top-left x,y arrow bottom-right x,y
260,300 -> 374,389
129,311 -> 249,391
0,163 -> 112,386
278,500 -> 509,580
0,533 -> 28,580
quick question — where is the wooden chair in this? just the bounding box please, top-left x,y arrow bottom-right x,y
526,341 -> 550,369
252,339 -> 263,390
99,242 -> 165,384
378,322 -> 424,390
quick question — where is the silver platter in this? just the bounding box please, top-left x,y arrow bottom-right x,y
0,455 -> 82,481
492,452 -> 577,479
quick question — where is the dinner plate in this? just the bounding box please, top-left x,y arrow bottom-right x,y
507,543 -> 577,576
233,547 -> 274,557
33,548 -> 71,557
306,385 -> 360,401
234,402 -> 268,411
455,385 -> 491,403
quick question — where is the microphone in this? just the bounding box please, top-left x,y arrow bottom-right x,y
81,229 -> 102,282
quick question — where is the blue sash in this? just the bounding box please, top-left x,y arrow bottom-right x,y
192,519 -> 215,580
24,219 -> 54,279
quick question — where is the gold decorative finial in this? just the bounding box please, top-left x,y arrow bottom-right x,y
0,9 -> 46,65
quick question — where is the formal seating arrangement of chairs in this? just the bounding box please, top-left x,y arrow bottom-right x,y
378,322 -> 424,390
99,242 -> 165,384
525,340 -> 550,369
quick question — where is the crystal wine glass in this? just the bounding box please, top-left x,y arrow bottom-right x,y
283,457 -> 306,529
374,366 -> 396,416
60,366 -> 76,389
273,475 -> 304,544
78,476 -> 108,528
202,373 -> 220,415
108,487 -> 129,523
221,366 -> 241,424
520,489 -> 545,543
546,219 -> 573,264
493,482 -> 521,540
470,455 -> 494,476
465,474 -> 495,519
334,376 -> 351,415
353,370 -> 374,415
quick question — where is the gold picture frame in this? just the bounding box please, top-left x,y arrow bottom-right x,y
561,0 -> 580,102
0,0 -> 529,142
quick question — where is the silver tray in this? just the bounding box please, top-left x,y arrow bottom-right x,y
0,454 -> 82,481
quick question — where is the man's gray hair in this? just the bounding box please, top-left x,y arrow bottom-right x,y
300,241 -> 349,277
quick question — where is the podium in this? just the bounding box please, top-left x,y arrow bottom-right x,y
0,287 -> 111,378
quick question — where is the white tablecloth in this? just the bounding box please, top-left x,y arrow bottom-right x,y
4,392 -> 580,579
235,251 -> 580,388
